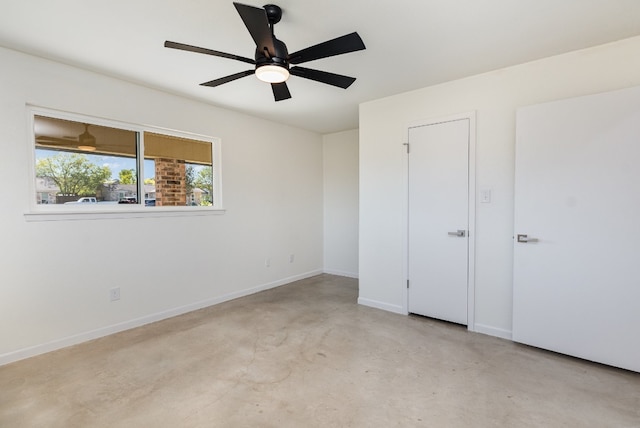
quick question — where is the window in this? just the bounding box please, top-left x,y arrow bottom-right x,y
31,109 -> 220,215
143,132 -> 214,207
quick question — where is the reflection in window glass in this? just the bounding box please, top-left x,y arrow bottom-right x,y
34,115 -> 139,205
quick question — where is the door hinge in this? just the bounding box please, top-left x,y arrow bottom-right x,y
407,279 -> 410,288
403,142 -> 409,153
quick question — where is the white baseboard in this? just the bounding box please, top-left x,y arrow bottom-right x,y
357,297 -> 406,315
323,269 -> 359,279
0,270 -> 322,366
473,323 -> 513,340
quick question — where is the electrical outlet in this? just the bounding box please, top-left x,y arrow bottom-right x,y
289,254 -> 295,263
265,258 -> 271,267
110,287 -> 121,302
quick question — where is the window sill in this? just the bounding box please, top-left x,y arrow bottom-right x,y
24,206 -> 226,222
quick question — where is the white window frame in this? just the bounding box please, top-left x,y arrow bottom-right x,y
25,106 -> 224,222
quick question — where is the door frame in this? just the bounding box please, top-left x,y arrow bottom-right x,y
402,111 -> 477,331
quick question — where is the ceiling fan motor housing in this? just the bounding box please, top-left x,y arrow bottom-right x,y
256,4 -> 287,72
255,37 -> 289,71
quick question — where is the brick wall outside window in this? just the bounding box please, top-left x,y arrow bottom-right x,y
155,158 -> 186,206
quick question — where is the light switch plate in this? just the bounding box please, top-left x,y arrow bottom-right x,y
480,189 -> 492,203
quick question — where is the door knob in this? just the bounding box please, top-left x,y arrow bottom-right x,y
448,230 -> 466,237
517,234 -> 538,243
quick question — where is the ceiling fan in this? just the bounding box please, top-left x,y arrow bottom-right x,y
164,2 -> 366,101
36,122 -> 136,156
36,124 -> 98,152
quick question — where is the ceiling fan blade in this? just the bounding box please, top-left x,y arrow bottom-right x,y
36,136 -> 76,145
200,70 -> 255,87
288,32 -> 365,65
233,2 -> 275,56
164,40 -> 255,65
271,82 -> 292,101
290,66 -> 356,89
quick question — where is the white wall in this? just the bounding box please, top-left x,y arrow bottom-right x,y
323,130 -> 359,278
0,47 -> 324,364
359,36 -> 640,338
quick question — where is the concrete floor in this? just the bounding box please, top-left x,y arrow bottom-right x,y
1,274 -> 639,427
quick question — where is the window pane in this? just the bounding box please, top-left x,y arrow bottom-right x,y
143,132 -> 213,207
34,115 -> 139,205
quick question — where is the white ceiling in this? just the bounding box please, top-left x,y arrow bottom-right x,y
2,1 -> 640,134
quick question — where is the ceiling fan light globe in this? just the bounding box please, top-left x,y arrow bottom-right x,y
78,145 -> 97,152
256,64 -> 290,83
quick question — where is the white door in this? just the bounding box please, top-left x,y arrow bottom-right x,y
408,118 -> 470,325
513,86 -> 640,372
